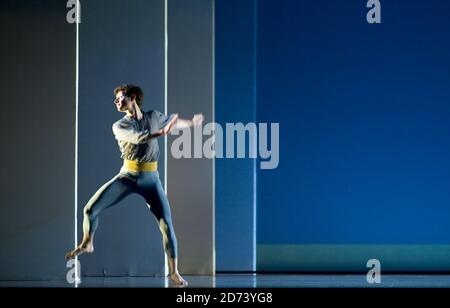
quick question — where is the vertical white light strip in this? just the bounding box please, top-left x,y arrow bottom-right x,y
252,0 -> 258,272
74,2 -> 80,285
212,0 -> 216,275
164,0 -> 169,280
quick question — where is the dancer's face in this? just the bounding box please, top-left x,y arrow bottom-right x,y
114,91 -> 133,112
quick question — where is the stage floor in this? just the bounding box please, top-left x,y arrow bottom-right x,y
1,274 -> 450,288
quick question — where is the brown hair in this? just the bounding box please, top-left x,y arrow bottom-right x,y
113,84 -> 144,107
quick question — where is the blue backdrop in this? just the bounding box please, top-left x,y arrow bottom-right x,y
257,0 -> 450,245
216,0 -> 450,271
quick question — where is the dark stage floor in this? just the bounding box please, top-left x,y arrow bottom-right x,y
1,274 -> 450,288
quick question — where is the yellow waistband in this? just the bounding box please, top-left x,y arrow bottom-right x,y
123,160 -> 158,172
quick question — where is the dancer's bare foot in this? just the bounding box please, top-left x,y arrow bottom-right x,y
170,273 -> 188,286
65,242 -> 94,260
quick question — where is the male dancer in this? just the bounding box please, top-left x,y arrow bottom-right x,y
65,84 -> 203,286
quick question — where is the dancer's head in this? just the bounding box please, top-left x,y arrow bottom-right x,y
113,84 -> 144,112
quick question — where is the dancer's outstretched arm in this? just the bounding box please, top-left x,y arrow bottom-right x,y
164,113 -> 204,133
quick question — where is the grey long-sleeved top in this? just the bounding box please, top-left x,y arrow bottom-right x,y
112,110 -> 175,162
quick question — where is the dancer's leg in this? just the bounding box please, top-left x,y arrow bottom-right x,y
139,172 -> 187,286
65,173 -> 135,259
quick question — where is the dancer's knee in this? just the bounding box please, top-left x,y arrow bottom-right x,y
83,206 -> 95,220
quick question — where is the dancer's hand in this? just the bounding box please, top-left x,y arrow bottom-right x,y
192,113 -> 204,127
